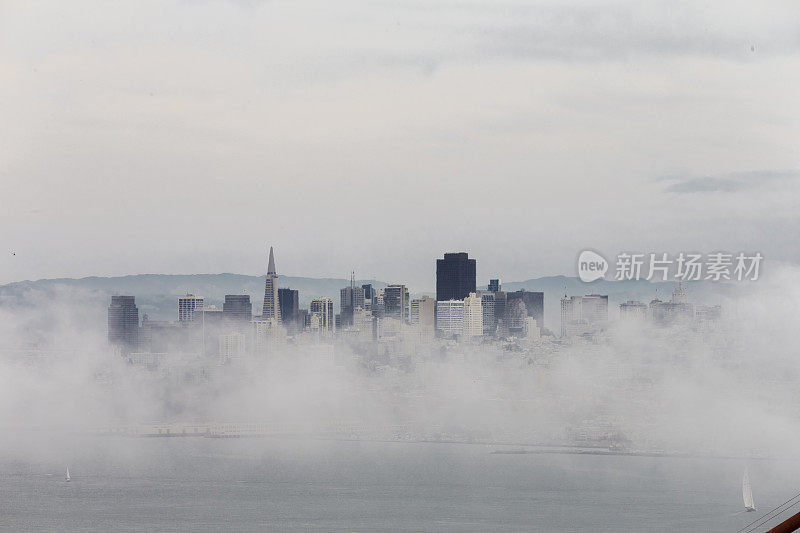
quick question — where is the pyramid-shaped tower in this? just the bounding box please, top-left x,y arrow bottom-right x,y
262,246 -> 281,322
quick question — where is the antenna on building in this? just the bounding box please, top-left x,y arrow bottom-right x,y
351,271 -> 355,289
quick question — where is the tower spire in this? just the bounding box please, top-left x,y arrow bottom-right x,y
262,246 -> 280,322
267,246 -> 276,275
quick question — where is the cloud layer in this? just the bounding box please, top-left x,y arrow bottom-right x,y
1,1 -> 799,287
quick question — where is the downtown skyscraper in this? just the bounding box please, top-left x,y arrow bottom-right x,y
340,273 -> 366,327
262,246 -> 281,323
310,298 -> 334,331
178,294 -> 204,323
278,288 -> 299,332
108,295 -> 139,350
383,284 -> 409,321
506,290 -> 544,334
436,252 -> 476,301
223,294 -> 252,323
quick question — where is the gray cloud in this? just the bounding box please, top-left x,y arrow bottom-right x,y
662,169 -> 800,194
299,1 -> 800,82
1,0 -> 800,284
393,1 -> 800,67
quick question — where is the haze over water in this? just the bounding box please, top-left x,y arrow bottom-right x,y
2,437 -> 796,532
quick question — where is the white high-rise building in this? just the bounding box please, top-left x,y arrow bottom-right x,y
261,246 -> 281,323
252,318 -> 284,353
410,296 -> 436,341
561,294 -> 608,337
178,294 -> 204,323
524,317 -> 540,340
310,297 -> 334,331
352,306 -> 374,340
436,299 -> 464,338
462,292 -> 483,338
410,296 -> 435,326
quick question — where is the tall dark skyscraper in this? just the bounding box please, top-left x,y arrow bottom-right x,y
108,295 -> 139,350
506,290 -> 544,332
223,294 -> 252,323
436,252 -> 476,301
488,279 -> 501,292
278,288 -> 299,331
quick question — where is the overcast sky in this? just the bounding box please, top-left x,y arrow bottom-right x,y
1,0 -> 798,290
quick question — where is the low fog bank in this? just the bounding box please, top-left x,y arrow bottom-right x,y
1,265 -> 799,461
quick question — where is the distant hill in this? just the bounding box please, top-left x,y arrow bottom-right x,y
0,273 -> 737,331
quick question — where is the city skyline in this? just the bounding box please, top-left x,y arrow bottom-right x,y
105,245 -> 727,350
3,2 -> 799,531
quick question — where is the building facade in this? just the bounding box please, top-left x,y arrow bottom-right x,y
383,284 -> 409,321
361,284 -> 374,301
252,318 -> 283,353
410,295 -> 436,340
108,295 -> 139,350
506,290 -> 544,335
478,290 -> 496,334
436,299 -> 464,338
436,252 -> 476,301
340,275 -> 366,327
261,246 -> 281,322
561,294 -> 608,337
619,300 -> 648,320
462,292 -> 484,338
278,288 -> 299,332
223,294 -> 252,324
219,332 -> 245,362
178,294 -> 204,323
352,306 -> 375,340
309,297 -> 334,331
581,294 -> 608,324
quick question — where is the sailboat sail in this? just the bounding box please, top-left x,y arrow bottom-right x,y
65,467 -> 71,482
743,469 -> 755,511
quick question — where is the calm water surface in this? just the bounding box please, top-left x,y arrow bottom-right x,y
0,437 -> 796,532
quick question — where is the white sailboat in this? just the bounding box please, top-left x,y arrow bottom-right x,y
65,467 -> 71,482
743,468 -> 756,512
